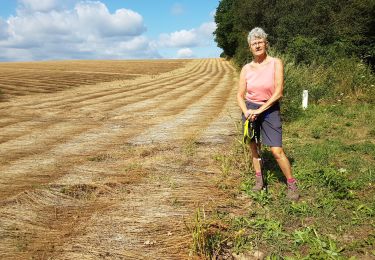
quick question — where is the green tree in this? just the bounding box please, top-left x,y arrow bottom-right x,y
214,0 -> 238,58
214,0 -> 375,67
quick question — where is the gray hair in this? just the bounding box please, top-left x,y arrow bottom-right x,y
247,27 -> 268,43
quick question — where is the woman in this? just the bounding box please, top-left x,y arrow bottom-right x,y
237,27 -> 299,201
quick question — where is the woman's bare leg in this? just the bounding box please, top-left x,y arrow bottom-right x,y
270,146 -> 299,200
250,141 -> 264,191
270,146 -> 293,179
250,141 -> 261,172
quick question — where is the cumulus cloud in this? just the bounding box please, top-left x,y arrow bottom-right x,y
155,21 -> 217,48
157,30 -> 197,48
0,1 -> 159,61
74,2 -> 145,37
177,48 -> 193,58
0,19 -> 9,39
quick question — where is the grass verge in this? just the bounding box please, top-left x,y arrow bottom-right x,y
189,102 -> 374,259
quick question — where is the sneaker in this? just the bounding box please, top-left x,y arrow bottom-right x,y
287,181 -> 300,201
252,174 -> 264,192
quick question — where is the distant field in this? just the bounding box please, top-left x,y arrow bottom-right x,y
0,59 -> 190,97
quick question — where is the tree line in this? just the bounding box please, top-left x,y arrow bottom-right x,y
214,0 -> 375,68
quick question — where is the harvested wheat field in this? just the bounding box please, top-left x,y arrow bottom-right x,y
0,58 -> 241,259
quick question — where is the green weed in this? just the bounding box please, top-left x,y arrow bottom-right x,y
344,143 -> 375,155
292,227 -> 344,259
232,231 -> 253,253
240,177 -> 273,206
191,208 -> 208,256
314,195 -> 337,217
311,127 -> 322,139
252,217 -> 286,241
213,153 -> 232,176
190,208 -> 227,258
317,167 -> 355,199
287,201 -> 313,216
249,190 -> 272,206
351,203 -> 374,225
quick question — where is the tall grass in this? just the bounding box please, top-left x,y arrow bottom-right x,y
267,50 -> 375,122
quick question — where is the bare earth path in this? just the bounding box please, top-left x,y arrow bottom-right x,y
0,58 -> 239,259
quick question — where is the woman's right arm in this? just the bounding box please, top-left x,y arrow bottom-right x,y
237,65 -> 248,116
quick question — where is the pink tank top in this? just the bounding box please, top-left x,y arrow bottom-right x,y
245,58 -> 275,104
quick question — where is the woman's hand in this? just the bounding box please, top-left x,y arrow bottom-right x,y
250,114 -> 257,121
245,109 -> 261,121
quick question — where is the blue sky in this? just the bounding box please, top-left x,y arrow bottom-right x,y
0,0 -> 222,61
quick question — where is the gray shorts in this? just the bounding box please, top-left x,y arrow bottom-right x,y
241,101 -> 282,147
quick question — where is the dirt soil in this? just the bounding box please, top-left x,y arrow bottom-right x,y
0,58 -> 240,259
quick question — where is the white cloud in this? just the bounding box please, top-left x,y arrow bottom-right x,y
0,1 -> 158,61
177,48 -> 193,58
209,9 -> 216,19
118,36 -> 149,51
18,0 -> 61,12
0,19 -> 9,39
74,2 -> 145,37
155,21 -> 217,48
197,22 -> 216,38
157,30 -> 197,48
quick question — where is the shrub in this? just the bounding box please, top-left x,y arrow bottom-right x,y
276,52 -> 375,121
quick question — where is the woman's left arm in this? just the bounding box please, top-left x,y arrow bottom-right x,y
252,58 -> 284,115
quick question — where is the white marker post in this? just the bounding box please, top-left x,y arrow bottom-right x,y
302,90 -> 308,110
